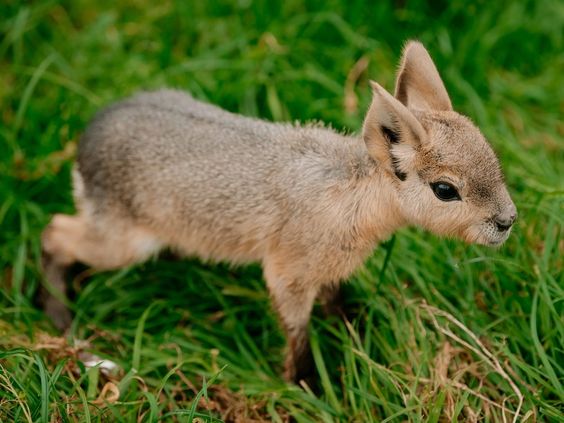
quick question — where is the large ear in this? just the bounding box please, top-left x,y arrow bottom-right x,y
363,81 -> 427,179
394,41 -> 452,111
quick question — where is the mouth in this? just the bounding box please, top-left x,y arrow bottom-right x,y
484,228 -> 511,247
486,238 -> 505,247
465,222 -> 511,247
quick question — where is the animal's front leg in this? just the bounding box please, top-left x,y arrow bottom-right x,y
263,262 -> 318,384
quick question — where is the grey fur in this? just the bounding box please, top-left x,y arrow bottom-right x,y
78,90 -> 377,267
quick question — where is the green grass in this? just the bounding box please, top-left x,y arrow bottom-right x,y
1,0 -> 562,421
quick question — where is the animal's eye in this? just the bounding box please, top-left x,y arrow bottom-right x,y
430,182 -> 460,202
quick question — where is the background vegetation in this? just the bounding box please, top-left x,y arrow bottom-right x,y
0,0 -> 562,421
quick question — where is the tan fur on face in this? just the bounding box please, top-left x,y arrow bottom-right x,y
395,109 -> 515,246
362,41 -> 516,246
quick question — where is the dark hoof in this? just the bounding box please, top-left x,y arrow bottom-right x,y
39,251 -> 72,332
44,298 -> 72,331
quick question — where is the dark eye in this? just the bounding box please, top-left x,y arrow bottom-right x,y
430,181 -> 460,202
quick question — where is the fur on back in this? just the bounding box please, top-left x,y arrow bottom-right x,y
77,90 -> 393,277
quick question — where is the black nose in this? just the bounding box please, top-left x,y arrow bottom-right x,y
495,213 -> 517,232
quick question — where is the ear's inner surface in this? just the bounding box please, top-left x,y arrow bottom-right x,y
381,125 -> 399,144
380,125 -> 407,181
362,81 -> 427,178
394,41 -> 453,111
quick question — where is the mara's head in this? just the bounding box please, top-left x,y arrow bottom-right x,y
363,41 -> 516,246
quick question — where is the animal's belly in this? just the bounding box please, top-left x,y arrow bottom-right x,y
162,223 -> 268,265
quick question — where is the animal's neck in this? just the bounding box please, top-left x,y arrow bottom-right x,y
355,169 -> 407,244
327,140 -> 408,248
296,127 -> 407,248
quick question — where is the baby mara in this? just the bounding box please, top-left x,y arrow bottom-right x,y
42,41 -> 516,383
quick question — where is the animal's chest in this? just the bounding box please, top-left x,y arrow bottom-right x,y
316,233 -> 379,283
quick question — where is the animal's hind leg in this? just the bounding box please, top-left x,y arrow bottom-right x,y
318,283 -> 345,318
40,250 -> 73,331
41,213 -> 161,330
